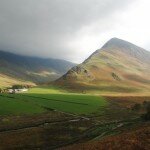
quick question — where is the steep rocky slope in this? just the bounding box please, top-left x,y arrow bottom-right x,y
56,38 -> 150,94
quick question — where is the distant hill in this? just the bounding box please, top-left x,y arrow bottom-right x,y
56,38 -> 150,94
0,50 -> 76,87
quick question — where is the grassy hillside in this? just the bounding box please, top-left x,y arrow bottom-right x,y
56,38 -> 150,95
0,74 -> 36,88
0,50 -> 76,87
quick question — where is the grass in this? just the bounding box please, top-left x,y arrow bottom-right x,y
0,86 -> 108,115
0,95 -> 45,115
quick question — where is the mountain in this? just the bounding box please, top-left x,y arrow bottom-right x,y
0,50 -> 75,87
56,38 -> 150,94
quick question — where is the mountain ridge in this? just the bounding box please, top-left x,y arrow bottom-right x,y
0,50 -> 76,87
56,38 -> 150,95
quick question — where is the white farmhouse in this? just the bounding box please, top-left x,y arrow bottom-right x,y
8,88 -> 28,93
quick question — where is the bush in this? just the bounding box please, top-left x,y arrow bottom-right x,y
142,103 -> 150,121
111,72 -> 121,81
12,85 -> 29,89
132,103 -> 141,111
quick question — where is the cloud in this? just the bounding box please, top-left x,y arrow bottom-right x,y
0,0 -> 148,63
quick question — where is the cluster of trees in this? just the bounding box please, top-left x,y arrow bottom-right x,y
0,88 -> 2,93
131,101 -> 150,121
0,88 -> 7,93
0,85 -> 32,93
11,85 -> 31,89
142,101 -> 150,121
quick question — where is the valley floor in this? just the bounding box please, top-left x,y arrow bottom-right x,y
0,86 -> 149,149
60,122 -> 150,150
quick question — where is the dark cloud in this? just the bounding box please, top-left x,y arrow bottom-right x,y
0,0 -> 137,62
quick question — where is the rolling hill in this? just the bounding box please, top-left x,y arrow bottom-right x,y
0,50 -> 75,87
56,38 -> 150,95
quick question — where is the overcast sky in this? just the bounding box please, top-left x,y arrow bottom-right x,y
0,0 -> 150,63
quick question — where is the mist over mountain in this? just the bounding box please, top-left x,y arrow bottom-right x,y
56,38 -> 150,94
0,50 -> 75,87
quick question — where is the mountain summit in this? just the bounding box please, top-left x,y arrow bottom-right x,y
102,37 -> 137,49
101,38 -> 150,63
56,38 -> 150,94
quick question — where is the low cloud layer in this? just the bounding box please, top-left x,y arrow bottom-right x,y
0,0 -> 149,62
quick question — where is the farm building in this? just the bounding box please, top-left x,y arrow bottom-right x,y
7,88 -> 28,94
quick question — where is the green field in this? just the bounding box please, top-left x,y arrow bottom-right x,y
0,86 -> 108,115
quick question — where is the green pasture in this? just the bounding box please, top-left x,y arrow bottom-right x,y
0,86 -> 108,115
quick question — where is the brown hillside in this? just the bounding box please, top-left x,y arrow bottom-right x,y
56,38 -> 150,95
60,123 -> 150,150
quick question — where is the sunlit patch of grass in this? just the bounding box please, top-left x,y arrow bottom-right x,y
0,86 -> 108,115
